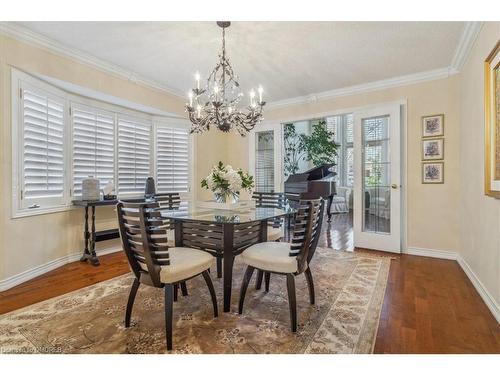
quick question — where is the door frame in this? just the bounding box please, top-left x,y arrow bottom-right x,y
353,103 -> 402,253
250,99 -> 408,253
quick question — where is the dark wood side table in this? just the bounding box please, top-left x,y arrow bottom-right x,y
73,199 -> 120,266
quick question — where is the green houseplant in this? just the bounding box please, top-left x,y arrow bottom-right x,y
284,120 -> 338,176
302,120 -> 338,166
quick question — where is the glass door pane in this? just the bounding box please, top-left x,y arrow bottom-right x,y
255,130 -> 275,192
362,116 -> 391,234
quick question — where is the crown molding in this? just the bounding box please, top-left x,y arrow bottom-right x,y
0,22 -> 185,99
450,21 -> 484,71
1,21 -> 482,111
267,67 -> 458,109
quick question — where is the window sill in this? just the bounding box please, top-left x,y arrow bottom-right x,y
11,204 -> 77,219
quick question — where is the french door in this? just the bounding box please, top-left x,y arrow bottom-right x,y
353,104 -> 401,253
248,123 -> 283,192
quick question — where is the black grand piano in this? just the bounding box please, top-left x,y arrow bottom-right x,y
284,164 -> 337,221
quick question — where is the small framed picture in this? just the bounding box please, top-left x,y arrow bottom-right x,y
422,138 -> 444,160
422,162 -> 444,184
422,114 -> 444,137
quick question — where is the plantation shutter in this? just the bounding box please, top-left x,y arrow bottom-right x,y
72,104 -> 115,196
155,125 -> 190,193
21,85 -> 66,208
117,115 -> 152,195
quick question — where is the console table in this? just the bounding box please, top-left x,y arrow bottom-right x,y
73,198 -> 144,266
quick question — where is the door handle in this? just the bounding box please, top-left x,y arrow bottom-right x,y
391,184 -> 398,189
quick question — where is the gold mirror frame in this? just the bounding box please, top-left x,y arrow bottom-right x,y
484,40 -> 500,198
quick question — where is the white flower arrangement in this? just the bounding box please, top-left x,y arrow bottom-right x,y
201,161 -> 254,203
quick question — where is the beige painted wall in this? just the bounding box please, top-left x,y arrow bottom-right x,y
458,22 -> 500,306
228,77 -> 461,253
0,34 -> 219,281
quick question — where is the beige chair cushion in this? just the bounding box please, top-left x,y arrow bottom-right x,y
159,247 -> 213,283
267,226 -> 284,241
240,242 -> 297,273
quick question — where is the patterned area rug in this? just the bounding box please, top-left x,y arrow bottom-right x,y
0,248 -> 390,354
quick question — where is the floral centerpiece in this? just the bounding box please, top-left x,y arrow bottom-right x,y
201,161 -> 254,203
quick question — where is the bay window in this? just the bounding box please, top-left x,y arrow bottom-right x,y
12,69 -> 192,218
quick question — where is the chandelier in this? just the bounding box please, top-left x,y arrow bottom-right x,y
186,21 -> 265,136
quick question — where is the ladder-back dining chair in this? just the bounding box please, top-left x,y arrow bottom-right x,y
117,201 -> 218,351
251,191 -> 287,291
238,197 -> 325,332
152,192 -> 181,246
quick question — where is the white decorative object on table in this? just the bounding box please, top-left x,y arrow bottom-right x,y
201,161 -> 254,206
102,180 -> 114,196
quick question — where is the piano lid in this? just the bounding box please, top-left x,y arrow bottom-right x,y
285,164 -> 336,183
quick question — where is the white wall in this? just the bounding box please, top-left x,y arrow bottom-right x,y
229,76 -> 461,254
458,22 -> 500,307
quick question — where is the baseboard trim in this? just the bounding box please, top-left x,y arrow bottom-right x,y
456,255 -> 500,324
405,247 -> 499,323
0,246 -> 122,292
404,247 -> 458,260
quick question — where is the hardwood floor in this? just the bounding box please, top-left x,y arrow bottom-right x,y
0,212 -> 498,353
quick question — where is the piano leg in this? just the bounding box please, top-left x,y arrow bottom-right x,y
327,195 -> 333,222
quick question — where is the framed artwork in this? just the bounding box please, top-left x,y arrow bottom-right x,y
422,162 -> 444,184
485,41 -> 500,198
422,138 -> 444,160
422,114 -> 444,138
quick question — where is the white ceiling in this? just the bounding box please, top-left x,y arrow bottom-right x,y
14,21 -> 466,103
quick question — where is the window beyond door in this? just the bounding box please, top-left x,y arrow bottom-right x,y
255,130 -> 275,192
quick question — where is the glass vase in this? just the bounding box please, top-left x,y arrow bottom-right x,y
214,191 -> 240,204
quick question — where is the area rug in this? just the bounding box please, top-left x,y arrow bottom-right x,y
0,248 -> 391,354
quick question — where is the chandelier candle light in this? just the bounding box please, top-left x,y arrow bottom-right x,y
186,21 -> 266,136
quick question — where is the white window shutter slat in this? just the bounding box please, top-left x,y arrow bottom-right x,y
72,105 -> 115,196
155,125 -> 190,193
118,116 -> 152,195
22,88 -> 65,201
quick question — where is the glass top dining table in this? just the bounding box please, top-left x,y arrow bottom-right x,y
159,200 -> 295,223
159,200 -> 295,312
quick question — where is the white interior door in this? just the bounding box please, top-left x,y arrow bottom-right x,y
249,123 -> 283,192
353,104 -> 401,253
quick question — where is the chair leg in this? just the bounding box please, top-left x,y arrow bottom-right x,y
125,278 -> 140,328
304,268 -> 315,305
201,270 -> 218,318
286,274 -> 297,332
255,270 -> 263,290
238,265 -> 255,314
174,283 -> 178,302
264,272 -> 271,292
216,257 -> 223,278
180,281 -> 188,296
164,284 -> 174,351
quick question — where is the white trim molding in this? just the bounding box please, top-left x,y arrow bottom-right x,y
267,67 -> 457,109
0,22 -> 185,99
1,21 -> 484,112
405,247 -> 500,324
0,245 -> 123,292
404,246 -> 458,260
450,22 -> 484,71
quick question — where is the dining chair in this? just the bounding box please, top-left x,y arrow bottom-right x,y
251,191 -> 286,291
238,197 -> 325,332
152,193 -> 181,247
117,201 -> 218,351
